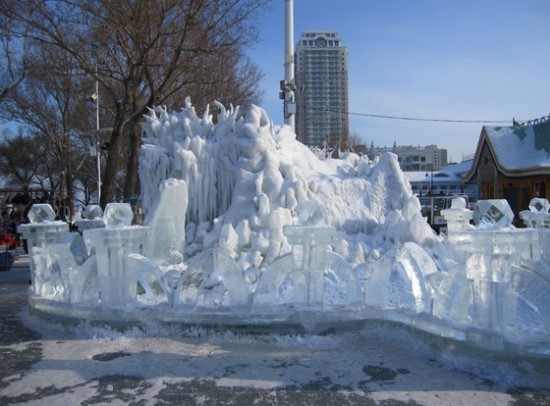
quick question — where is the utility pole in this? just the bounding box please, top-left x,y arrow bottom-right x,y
280,0 -> 296,131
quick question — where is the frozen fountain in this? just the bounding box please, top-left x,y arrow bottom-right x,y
19,101 -> 550,357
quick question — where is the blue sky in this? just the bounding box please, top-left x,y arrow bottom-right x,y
248,0 -> 550,162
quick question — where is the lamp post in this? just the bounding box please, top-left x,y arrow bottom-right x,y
425,171 -> 434,223
425,170 -> 433,195
281,0 -> 296,131
90,77 -> 101,204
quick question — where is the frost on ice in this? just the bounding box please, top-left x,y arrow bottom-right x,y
18,100 -> 550,356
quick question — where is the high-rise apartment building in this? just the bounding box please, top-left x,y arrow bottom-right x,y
295,32 -> 349,148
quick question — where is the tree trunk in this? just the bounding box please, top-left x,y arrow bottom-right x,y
123,120 -> 142,200
100,122 -> 124,207
66,159 -> 74,224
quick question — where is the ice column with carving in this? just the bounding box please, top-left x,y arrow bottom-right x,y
83,203 -> 148,306
441,196 -> 473,237
520,198 -> 550,261
472,200 -> 516,329
18,204 -> 69,296
282,202 -> 335,306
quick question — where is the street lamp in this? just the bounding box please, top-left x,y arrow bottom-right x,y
425,170 -> 433,195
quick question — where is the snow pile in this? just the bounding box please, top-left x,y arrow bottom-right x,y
139,99 -> 442,272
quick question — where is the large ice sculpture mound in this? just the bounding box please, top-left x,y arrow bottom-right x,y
20,101 -> 550,357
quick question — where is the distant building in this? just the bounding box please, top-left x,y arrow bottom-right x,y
295,31 -> 349,149
367,142 -> 448,171
405,159 -> 476,200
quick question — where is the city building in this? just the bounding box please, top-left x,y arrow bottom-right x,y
368,142 -> 448,171
404,159 -> 476,200
295,31 -> 349,149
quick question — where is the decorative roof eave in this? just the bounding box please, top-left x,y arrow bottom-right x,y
462,127 -> 494,183
496,166 -> 550,177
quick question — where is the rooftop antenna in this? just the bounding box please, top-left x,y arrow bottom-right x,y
280,0 -> 296,131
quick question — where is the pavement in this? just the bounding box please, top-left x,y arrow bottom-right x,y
1,253 -> 550,405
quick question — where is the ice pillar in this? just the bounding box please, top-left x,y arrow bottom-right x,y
520,198 -> 550,261
441,196 -> 473,238
18,204 -> 69,295
283,225 -> 335,306
84,203 -> 148,306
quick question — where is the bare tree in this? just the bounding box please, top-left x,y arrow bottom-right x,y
0,127 -> 40,187
8,0 -> 268,206
0,3 -> 28,103
1,42 -> 97,220
348,130 -> 365,147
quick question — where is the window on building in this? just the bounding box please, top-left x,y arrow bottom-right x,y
535,182 -> 546,198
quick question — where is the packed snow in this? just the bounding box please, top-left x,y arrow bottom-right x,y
139,99 -> 442,269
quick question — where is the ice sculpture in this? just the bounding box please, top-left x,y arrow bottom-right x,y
437,198 -> 550,348
19,101 -> 550,357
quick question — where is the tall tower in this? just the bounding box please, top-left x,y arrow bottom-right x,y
295,31 -> 349,149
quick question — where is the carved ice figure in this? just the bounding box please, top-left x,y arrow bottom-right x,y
31,229 -> 100,306
127,254 -> 172,305
174,248 -> 251,309
30,247 -> 65,299
510,264 -> 550,336
27,203 -> 56,223
432,263 -> 471,324
529,198 -> 550,213
104,203 -> 134,227
320,252 -> 362,306
144,178 -> 188,265
47,232 -> 89,302
75,204 -> 105,232
473,199 -> 514,229
364,242 -> 436,313
83,204 -> 104,219
84,203 -> 148,306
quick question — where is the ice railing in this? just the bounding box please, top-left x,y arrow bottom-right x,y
18,189 -> 550,354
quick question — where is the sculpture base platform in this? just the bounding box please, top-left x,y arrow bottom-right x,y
28,294 -> 550,360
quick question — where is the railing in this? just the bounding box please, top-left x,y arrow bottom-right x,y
515,114 -> 550,128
